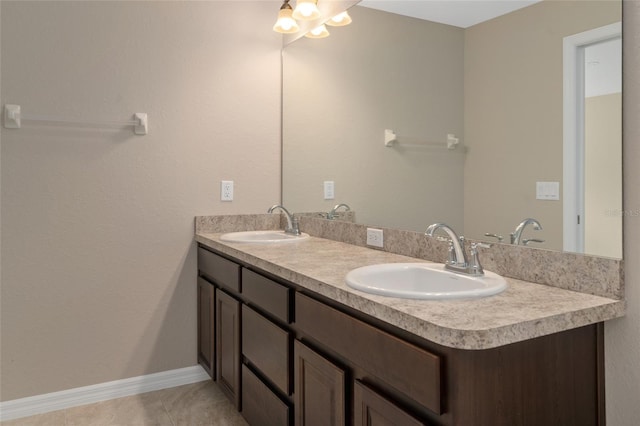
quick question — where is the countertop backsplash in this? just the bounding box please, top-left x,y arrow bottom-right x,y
195,214 -> 623,300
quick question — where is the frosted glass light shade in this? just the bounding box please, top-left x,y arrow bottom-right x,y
292,0 -> 321,21
326,11 -> 352,27
273,7 -> 300,34
305,24 -> 330,39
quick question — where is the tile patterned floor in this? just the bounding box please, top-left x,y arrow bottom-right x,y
1,381 -> 248,426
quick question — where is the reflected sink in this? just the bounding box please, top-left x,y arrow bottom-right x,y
220,230 -> 310,243
346,263 -> 507,300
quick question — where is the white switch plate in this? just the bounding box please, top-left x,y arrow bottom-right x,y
366,228 -> 384,248
221,180 -> 233,201
536,181 -> 560,200
324,181 -> 335,200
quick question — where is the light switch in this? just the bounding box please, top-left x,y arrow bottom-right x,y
536,181 -> 560,200
324,181 -> 335,200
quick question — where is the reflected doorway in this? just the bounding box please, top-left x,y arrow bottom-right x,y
563,23 -> 622,258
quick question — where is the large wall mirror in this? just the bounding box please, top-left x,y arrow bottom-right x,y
282,0 -> 622,259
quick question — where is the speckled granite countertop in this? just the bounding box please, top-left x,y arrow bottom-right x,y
196,233 -> 625,350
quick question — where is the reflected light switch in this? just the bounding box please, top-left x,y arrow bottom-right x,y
536,181 -> 560,200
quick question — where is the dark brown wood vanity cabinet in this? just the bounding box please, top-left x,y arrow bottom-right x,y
295,292 -> 441,425
197,245 -> 605,426
354,381 -> 424,426
293,339 -> 346,426
197,247 -> 242,408
216,288 -> 241,409
241,268 -> 293,426
242,364 -> 291,425
197,277 -> 214,377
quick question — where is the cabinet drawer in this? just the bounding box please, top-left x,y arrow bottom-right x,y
295,293 -> 442,414
198,248 -> 240,292
242,365 -> 290,426
242,305 -> 291,395
242,269 -> 291,323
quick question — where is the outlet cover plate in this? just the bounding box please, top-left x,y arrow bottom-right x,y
366,228 -> 384,248
324,181 -> 335,200
536,181 -> 559,200
221,180 -> 234,201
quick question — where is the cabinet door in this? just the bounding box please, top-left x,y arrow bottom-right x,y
294,340 -> 345,426
354,381 -> 425,426
197,278 -> 215,378
296,293 -> 441,414
216,288 -> 241,409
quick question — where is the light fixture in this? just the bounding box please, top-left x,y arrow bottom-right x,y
326,10 -> 352,27
305,24 -> 330,39
273,0 -> 300,34
273,1 -> 352,38
292,0 -> 321,21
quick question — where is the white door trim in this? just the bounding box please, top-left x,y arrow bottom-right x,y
563,22 -> 621,253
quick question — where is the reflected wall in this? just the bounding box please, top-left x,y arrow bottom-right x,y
283,6 -> 465,232
283,1 -> 622,257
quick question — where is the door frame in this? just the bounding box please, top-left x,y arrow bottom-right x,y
562,22 -> 621,253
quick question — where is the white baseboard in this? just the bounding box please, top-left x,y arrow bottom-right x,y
0,365 -> 211,421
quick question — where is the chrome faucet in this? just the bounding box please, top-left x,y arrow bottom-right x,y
425,223 -> 489,276
327,203 -> 351,220
510,218 -> 543,245
268,204 -> 300,236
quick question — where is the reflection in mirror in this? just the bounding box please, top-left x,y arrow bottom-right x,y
282,1 -> 622,258
565,28 -> 622,258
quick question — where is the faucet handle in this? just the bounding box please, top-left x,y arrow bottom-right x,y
522,238 -> 544,246
288,217 -> 301,236
484,233 -> 504,242
468,242 -> 488,276
434,236 -> 450,243
473,242 -> 491,249
447,240 -> 456,265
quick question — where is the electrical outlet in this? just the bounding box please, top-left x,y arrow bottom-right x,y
366,228 -> 384,248
221,180 -> 233,201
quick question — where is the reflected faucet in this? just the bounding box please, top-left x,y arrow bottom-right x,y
268,205 -> 300,236
327,203 -> 351,220
523,238 -> 545,246
425,223 -> 488,276
484,233 -> 504,243
510,218 -> 543,245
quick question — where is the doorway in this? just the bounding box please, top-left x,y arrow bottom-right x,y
563,22 -> 622,258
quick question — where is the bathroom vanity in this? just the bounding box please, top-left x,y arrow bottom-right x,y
195,224 -> 623,426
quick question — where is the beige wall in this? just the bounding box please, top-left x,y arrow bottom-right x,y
283,6 -> 465,232
585,93 -> 622,258
0,1 -> 281,401
1,1 -> 639,423
464,0 -> 621,250
606,1 -> 640,423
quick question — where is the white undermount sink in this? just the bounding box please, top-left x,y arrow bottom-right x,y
346,263 -> 507,300
220,230 -> 310,243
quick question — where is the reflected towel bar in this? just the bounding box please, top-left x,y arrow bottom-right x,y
384,128 -> 461,150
